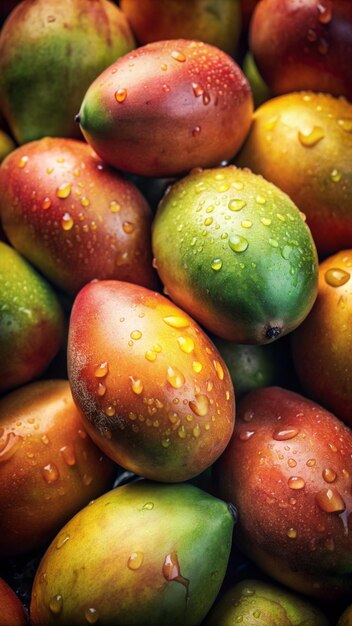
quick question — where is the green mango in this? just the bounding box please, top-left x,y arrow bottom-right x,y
0,0 -> 135,144
30,481 -> 234,626
152,166 -> 318,344
0,128 -> 15,163
0,242 -> 64,392
203,579 -> 330,626
243,52 -> 271,109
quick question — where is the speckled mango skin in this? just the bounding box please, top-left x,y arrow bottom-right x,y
203,579 -> 329,626
237,92 -> 352,257
0,380 -> 115,557
0,0 -> 134,144
78,39 -> 253,177
30,481 -> 234,626
152,166 -> 318,344
0,242 -> 64,393
67,280 -> 235,482
0,138 -> 157,295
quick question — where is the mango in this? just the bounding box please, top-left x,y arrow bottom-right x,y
0,380 -> 115,557
0,128 -> 15,163
120,0 -> 242,56
215,387 -> 352,599
0,242 -> 64,393
339,605 -> 352,626
152,166 -> 318,343
236,92 -> 352,257
250,0 -> 352,101
0,578 -> 27,626
78,39 -> 253,177
67,280 -> 235,482
203,579 -> 329,626
0,0 -> 134,144
0,138 -> 157,295
30,481 -> 234,626
292,250 -> 352,428
243,52 -> 271,108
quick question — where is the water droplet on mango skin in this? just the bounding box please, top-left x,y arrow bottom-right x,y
315,488 -> 345,513
127,551 -> 144,570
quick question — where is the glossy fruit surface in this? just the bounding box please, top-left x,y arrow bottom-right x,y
153,166 -> 318,343
0,380 -> 115,557
30,481 -> 234,626
78,39 -> 253,177
0,138 -> 157,295
0,128 -> 15,162
0,578 -> 27,626
68,280 -> 235,482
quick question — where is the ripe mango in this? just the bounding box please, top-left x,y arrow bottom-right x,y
152,166 -> 318,343
0,578 -> 27,626
0,242 -> 64,393
0,138 -> 157,295
0,0 -> 135,143
78,39 -> 253,177
67,280 -> 235,482
30,481 -> 234,626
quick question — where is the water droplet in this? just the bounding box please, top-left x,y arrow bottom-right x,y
229,234 -> 249,253
322,468 -> 337,483
171,50 -> 186,62
110,200 -> 121,213
42,197 -> 51,210
130,330 -> 142,341
161,437 -> 170,448
324,268 -> 350,287
61,212 -> 74,231
142,501 -> 154,510
41,434 -> 49,445
288,476 -> 305,490
123,221 -> 135,234
298,126 -> 324,147
177,336 -> 194,353
211,258 -> 223,271
167,366 -> 185,389
287,528 -> 297,539
56,533 -> 70,549
316,488 -> 345,513
317,1 -> 333,23
105,405 -> 115,417
328,442 -> 338,452
239,430 -> 255,441
306,458 -> 316,467
161,63 -> 168,71
0,432 -> 22,462
228,198 -> 246,212
95,362 -> 109,378
162,552 -> 189,600
256,195 -> 266,205
145,350 -> 156,362
115,88 -> 127,102
49,595 -> 63,615
42,463 -> 59,483
273,427 -> 300,441
127,551 -> 144,570
18,155 -> 29,168
46,167 -> 54,174
60,445 -> 76,466
178,425 -> 187,439
213,359 -> 224,380
163,316 -> 189,329
337,118 -> 352,133
192,83 -> 204,97
281,245 -> 292,260
129,377 -> 143,395
189,394 -> 209,416
97,382 -> 106,397
288,458 -> 297,468
56,183 -> 72,199
203,92 -> 210,105
330,169 -> 342,183
85,607 -> 99,624
192,361 -> 202,373
268,238 -> 279,248
261,217 -> 271,226
192,125 -> 201,136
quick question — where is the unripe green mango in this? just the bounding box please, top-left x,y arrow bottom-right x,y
0,129 -> 15,163
30,481 -> 234,626
0,242 -> 64,392
152,166 -> 318,344
203,579 -> 330,626
0,0 -> 135,144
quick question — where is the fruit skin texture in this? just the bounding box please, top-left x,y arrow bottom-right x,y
0,380 -> 116,557
250,0 -> 352,101
0,128 -> 15,163
0,578 -> 27,626
78,39 -> 253,177
237,92 -> 352,258
30,481 -> 234,626
202,578 -> 329,626
0,138 -> 157,295
67,280 -> 235,482
120,0 -> 242,56
214,387 -> 352,599
152,166 -> 318,344
0,242 -> 64,393
292,250 -> 352,428
0,0 -> 134,144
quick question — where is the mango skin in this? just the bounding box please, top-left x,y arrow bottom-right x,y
78,39 -> 253,177
292,250 -> 352,428
0,380 -> 116,557
0,128 -> 15,163
0,0 -> 134,144
0,138 -> 157,295
120,0 -> 241,56
30,481 -> 234,626
67,280 -> 235,482
0,242 -> 64,393
237,92 -> 352,257
152,166 -> 318,344
0,579 -> 27,626
215,387 -> 352,599
203,579 -> 329,626
250,0 -> 352,101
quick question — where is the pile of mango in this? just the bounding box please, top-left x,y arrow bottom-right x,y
0,1 -> 352,624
